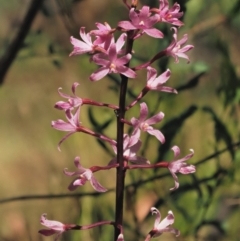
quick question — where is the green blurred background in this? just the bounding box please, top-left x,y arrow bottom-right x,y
0,0 -> 240,240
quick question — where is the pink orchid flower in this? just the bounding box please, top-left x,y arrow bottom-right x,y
165,27 -> 194,63
168,145 -> 195,191
54,82 -> 82,111
51,108 -> 81,150
118,6 -> 163,39
157,0 -> 184,26
146,66 -> 177,93
38,214 -> 67,241
90,34 -> 136,81
109,132 -> 149,165
69,27 -> 96,56
64,156 -> 107,192
90,22 -> 113,50
150,207 -> 180,238
131,102 -> 165,143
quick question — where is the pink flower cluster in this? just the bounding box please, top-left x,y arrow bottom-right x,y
39,0 -> 196,240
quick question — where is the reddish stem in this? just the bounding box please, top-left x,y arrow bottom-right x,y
83,98 -> 118,110
126,162 -> 169,170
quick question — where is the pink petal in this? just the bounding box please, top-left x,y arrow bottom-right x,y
118,20 -> 137,30
51,120 -> 76,131
147,129 -> 165,143
179,165 -> 196,174
151,207 -> 161,229
89,67 -> 110,81
116,65 -> 136,78
69,37 -> 92,56
39,229 -> 57,236
74,156 -> 86,172
115,33 -> 127,52
144,28 -> 164,38
156,210 -> 175,229
146,112 -> 164,125
171,145 -> 180,157
117,234 -> 124,241
90,176 -> 107,192
139,102 -> 149,122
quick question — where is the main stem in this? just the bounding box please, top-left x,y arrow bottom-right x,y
114,33 -> 134,240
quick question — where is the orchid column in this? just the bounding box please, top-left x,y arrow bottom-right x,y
39,0 -> 196,241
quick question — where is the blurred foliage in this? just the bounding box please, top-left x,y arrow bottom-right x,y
0,0 -> 240,241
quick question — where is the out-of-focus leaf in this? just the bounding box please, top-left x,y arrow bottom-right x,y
52,59 -> 62,68
107,74 -> 137,99
88,107 -> 113,132
195,220 -> 225,238
88,107 -> 114,153
193,61 -> 209,73
155,105 -> 198,163
41,4 -> 51,17
142,197 -> 165,223
176,71 -> 206,92
228,0 -> 240,19
202,106 -> 234,159
91,202 -> 105,239
215,39 -> 240,107
157,54 -> 169,72
48,43 -> 54,54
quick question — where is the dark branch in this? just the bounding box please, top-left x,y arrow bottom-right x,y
0,0 -> 44,85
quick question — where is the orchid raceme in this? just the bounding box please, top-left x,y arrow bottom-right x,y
54,82 -> 82,111
118,6 -> 163,39
45,0 -> 196,240
64,157 -> 107,192
131,102 -> 165,143
168,146 -> 196,191
149,207 -> 180,238
165,27 -> 194,63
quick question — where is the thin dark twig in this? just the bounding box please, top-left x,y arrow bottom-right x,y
0,0 -> 44,85
0,190 -> 111,205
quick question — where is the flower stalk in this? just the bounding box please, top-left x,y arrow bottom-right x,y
39,0 -> 196,240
